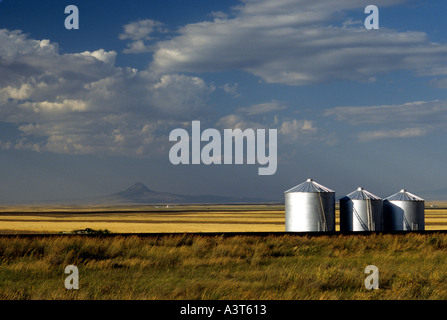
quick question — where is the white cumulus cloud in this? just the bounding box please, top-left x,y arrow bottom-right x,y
325,99 -> 447,141
149,0 -> 447,85
0,29 -> 212,156
119,19 -> 167,53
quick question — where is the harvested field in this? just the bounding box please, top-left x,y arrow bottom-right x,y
0,203 -> 445,234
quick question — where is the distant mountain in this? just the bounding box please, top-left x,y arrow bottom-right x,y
90,182 -> 275,205
113,183 -> 169,201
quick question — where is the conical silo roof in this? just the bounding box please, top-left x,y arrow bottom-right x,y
385,189 -> 424,201
284,178 -> 334,193
340,187 -> 381,201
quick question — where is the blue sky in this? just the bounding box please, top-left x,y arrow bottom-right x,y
1,0 -> 447,202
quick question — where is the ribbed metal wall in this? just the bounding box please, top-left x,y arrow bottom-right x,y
284,178 -> 335,232
339,187 -> 383,231
383,189 -> 425,231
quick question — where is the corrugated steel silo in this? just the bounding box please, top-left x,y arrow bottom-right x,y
383,189 -> 425,231
339,187 -> 383,232
284,178 -> 335,232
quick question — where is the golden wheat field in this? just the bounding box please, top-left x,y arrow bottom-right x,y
0,204 -> 446,301
0,203 -> 445,234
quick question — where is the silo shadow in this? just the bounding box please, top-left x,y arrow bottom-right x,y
383,200 -> 404,231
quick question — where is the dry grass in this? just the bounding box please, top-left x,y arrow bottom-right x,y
0,204 -> 445,300
0,204 -> 445,234
0,233 -> 446,299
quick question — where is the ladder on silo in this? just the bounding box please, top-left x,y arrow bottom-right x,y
366,198 -> 374,231
318,193 -> 327,232
353,206 -> 369,231
403,214 -> 413,231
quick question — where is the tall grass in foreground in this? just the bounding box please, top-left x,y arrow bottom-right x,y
0,233 -> 446,299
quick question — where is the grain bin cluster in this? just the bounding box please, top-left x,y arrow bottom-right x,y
284,178 -> 425,232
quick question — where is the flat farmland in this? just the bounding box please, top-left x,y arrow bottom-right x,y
0,204 -> 285,234
0,203 -> 446,300
0,203 -> 446,234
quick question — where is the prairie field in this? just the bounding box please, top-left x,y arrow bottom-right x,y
0,203 -> 445,234
0,204 -> 286,234
0,203 -> 446,300
0,232 -> 446,299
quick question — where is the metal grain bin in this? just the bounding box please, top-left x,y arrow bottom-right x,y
339,187 -> 383,232
284,178 -> 335,232
383,189 -> 425,231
